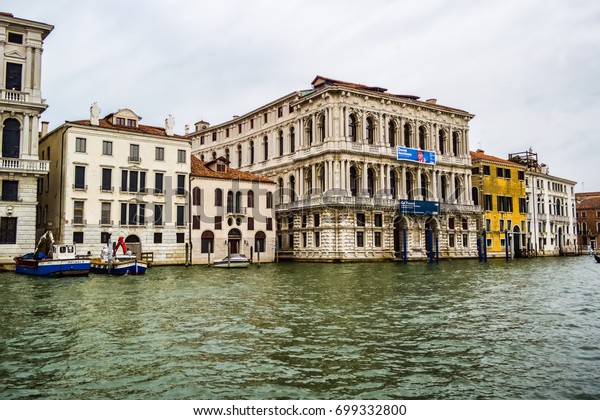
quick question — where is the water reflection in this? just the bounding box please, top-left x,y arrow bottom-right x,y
1,257 -> 600,399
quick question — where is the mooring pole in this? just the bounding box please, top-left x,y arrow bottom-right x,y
403,228 -> 407,264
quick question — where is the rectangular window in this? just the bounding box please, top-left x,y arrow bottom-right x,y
449,233 -> 455,247
519,198 -> 527,213
8,33 -> 24,44
500,219 -> 505,232
101,168 -> 112,191
266,217 -> 273,231
155,173 -> 164,194
374,231 -> 382,247
471,167 -> 480,175
73,201 -> 84,224
5,62 -> 22,91
486,219 -> 491,232
154,232 -> 162,244
0,217 -> 17,244
176,206 -> 185,226
155,147 -> 164,161
74,166 -> 86,189
192,215 -> 201,230
248,217 -> 254,230
129,203 -> 138,225
278,106 -> 283,118
177,149 -> 186,163
129,144 -> 140,162
215,216 -> 222,230
518,171 -> 525,181
462,234 -> 468,247
496,167 -> 504,177
486,238 -> 492,248
314,213 -> 320,227
76,137 -> 86,153
177,175 -> 186,195
483,165 -> 490,176
1,180 -> 18,201
448,217 -> 455,230
120,203 -> 127,225
101,202 -> 111,225
302,214 -> 307,228
374,213 -> 383,227
129,171 -> 138,193
73,232 -> 84,244
462,218 -> 468,230
484,194 -> 493,211
356,231 -> 364,247
154,204 -> 163,226
302,232 -> 307,248
314,231 -> 320,247
176,233 -> 185,243
288,217 -> 294,230
102,141 -> 112,155
504,168 -> 511,178
356,213 -> 365,227
100,232 -> 110,244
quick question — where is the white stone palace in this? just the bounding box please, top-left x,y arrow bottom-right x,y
0,13 -> 52,265
190,76 -> 481,261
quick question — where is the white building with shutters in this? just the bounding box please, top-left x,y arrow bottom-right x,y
38,107 -> 191,264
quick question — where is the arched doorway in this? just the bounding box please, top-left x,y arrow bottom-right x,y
393,216 -> 408,259
124,234 -> 142,257
513,225 -> 522,257
558,227 -> 563,255
424,217 -> 438,259
255,231 -> 266,253
228,228 -> 242,254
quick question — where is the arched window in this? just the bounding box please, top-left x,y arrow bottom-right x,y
388,120 -> 396,147
441,177 -> 448,201
225,148 -> 230,163
278,130 -> 284,156
249,141 -> 255,164
290,127 -> 295,153
289,175 -> 296,203
419,126 -> 426,150
403,123 -> 411,147
406,172 -> 414,200
367,168 -> 375,198
227,191 -> 234,213
247,190 -> 255,208
319,165 -> 325,194
237,144 -> 242,167
278,178 -> 284,204
306,119 -> 313,145
235,191 -> 242,213
452,131 -> 460,155
255,231 -> 266,253
212,151 -> 217,160
348,114 -> 357,142
200,231 -> 214,253
215,188 -> 223,206
366,117 -> 374,145
318,114 -> 325,142
420,172 -> 428,200
350,166 -> 358,197
192,187 -> 201,205
200,154 -> 205,161
390,171 -> 397,199
472,187 -> 479,206
438,129 -> 446,154
266,191 -> 273,209
2,118 -> 21,158
306,168 -> 312,195
263,135 -> 269,161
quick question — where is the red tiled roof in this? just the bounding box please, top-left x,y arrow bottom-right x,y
576,194 -> 600,210
190,155 -> 275,183
68,119 -> 188,139
470,150 -> 527,167
311,75 -> 420,100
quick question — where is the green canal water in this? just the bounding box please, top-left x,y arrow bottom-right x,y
1,257 -> 599,400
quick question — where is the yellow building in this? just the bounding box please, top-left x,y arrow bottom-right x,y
471,150 -> 528,257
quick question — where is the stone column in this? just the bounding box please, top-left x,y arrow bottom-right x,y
362,161 -> 369,196
33,47 -> 43,95
379,164 -> 386,198
432,169 -> 438,201
311,163 -> 317,195
416,167 -> 422,200
0,41 -> 5,90
386,164 -> 391,198
401,166 -> 407,199
24,46 -> 33,92
451,174 -> 457,204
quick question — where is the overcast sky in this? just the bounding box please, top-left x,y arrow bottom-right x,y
5,0 -> 600,191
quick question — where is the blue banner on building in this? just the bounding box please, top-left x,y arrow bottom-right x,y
396,147 -> 436,165
400,200 -> 440,215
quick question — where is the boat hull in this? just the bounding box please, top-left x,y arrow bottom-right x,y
14,258 -> 90,277
595,254 -> 600,263
90,259 -> 148,275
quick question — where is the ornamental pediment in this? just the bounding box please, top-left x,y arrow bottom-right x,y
4,49 -> 26,60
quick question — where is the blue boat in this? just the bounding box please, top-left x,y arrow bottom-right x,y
90,236 -> 148,275
14,231 -> 90,277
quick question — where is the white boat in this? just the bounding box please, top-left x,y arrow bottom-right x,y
90,236 -> 148,275
213,253 -> 250,268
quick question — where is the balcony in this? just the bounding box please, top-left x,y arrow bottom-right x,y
0,158 -> 49,175
1,89 -> 30,103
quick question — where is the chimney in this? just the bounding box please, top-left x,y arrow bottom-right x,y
41,121 -> 49,137
165,114 -> 174,136
90,102 -> 100,126
184,124 -> 190,135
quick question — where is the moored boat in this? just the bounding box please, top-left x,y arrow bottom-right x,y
90,236 -> 148,275
594,254 -> 600,264
213,253 -> 250,268
14,231 -> 90,277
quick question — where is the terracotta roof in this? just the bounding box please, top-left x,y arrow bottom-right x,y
470,150 -> 527,167
67,118 -> 188,139
311,75 -> 420,100
190,155 -> 275,183
576,194 -> 600,210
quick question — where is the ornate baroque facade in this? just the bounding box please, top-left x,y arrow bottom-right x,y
190,76 -> 481,261
0,13 -> 52,265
